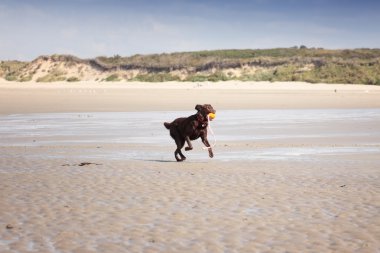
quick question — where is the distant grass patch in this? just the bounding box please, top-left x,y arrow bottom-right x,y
19,75 -> 33,82
237,70 -> 276,82
66,76 -> 80,82
1,60 -> 28,81
5,74 -> 18,81
132,73 -> 180,82
185,71 -> 230,82
185,74 -> 209,82
104,74 -> 120,81
36,69 -> 66,82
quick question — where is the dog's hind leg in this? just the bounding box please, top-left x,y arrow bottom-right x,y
184,136 -> 193,151
174,137 -> 186,162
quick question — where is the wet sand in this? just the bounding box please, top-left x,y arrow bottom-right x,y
1,81 -> 380,252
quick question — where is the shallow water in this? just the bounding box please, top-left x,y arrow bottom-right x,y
1,109 -> 380,161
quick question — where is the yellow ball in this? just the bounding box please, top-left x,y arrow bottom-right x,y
208,113 -> 216,120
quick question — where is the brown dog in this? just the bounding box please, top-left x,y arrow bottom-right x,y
164,104 -> 216,161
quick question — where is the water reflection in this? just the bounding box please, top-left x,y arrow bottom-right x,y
1,109 -> 380,161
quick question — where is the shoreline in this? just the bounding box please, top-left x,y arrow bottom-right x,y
1,81 -> 380,115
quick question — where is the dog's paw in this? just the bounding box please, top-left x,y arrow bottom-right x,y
209,152 -> 214,158
185,147 -> 193,151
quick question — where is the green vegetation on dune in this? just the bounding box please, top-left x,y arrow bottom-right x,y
1,48 -> 380,84
104,74 -> 120,82
0,60 -> 29,81
36,69 -> 67,82
66,76 -> 81,82
91,48 -> 380,84
94,48 -> 380,67
132,73 -> 180,82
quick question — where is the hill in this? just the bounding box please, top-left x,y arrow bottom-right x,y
1,48 -> 380,84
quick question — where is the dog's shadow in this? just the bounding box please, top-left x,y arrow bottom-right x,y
134,159 -> 176,163
134,158 -> 210,164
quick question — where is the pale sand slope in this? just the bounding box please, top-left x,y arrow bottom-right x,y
1,80 -> 380,114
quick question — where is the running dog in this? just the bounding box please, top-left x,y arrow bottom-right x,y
164,104 -> 216,161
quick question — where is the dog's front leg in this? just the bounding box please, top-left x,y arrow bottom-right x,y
201,135 -> 213,158
184,136 -> 193,151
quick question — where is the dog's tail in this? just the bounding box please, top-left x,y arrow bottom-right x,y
163,122 -> 171,129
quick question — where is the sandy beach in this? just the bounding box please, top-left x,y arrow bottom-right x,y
1,81 -> 380,114
1,81 -> 380,253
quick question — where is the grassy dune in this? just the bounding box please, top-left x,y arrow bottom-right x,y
1,48 -> 380,84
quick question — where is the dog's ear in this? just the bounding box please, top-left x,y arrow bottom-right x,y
195,104 -> 203,112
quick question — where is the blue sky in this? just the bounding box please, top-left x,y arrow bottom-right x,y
0,0 -> 379,60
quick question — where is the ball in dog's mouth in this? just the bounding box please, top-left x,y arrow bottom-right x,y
208,113 -> 216,120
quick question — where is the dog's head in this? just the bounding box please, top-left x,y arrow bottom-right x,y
195,104 -> 216,121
